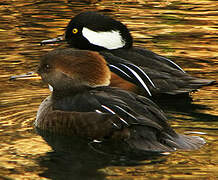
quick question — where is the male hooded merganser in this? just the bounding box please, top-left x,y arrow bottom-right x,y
34,48 -> 205,152
41,11 -> 215,97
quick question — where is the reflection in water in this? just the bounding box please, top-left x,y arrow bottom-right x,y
0,0 -> 217,179
36,130 -> 109,180
36,129 -> 165,180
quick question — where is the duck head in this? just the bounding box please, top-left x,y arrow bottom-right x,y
41,11 -> 133,50
37,49 -> 111,92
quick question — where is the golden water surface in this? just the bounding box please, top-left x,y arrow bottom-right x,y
0,0 -> 217,179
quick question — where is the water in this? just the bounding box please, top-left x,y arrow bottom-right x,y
0,0 -> 217,179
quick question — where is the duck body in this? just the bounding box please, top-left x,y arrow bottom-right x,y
35,48 -> 205,153
41,11 -> 215,97
36,86 -> 205,152
101,47 -> 213,96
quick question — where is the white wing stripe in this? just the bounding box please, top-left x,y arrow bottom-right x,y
118,117 -> 129,126
114,105 -> 137,121
111,122 -> 120,128
101,105 -> 129,126
95,110 -> 103,114
101,105 -> 116,114
158,56 -> 185,73
119,64 -> 152,96
109,64 -> 132,79
128,63 -> 156,87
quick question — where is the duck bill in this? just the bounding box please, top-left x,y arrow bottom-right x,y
40,35 -> 65,45
10,72 -> 41,81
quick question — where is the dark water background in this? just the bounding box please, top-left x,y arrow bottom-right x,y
0,0 -> 217,179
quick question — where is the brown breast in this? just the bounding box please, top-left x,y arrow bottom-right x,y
35,96 -> 130,140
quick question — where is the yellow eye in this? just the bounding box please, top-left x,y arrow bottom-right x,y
72,28 -> 78,34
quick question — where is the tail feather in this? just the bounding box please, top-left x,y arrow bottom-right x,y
169,134 -> 206,150
127,126 -> 205,152
188,78 -> 215,86
163,78 -> 215,95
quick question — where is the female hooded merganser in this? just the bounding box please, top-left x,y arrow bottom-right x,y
41,11 -> 215,97
35,48 -> 205,152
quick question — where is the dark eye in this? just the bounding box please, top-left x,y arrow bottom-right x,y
43,64 -> 51,71
45,64 -> 50,69
72,28 -> 78,34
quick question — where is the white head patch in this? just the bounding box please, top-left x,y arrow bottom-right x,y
82,27 -> 125,50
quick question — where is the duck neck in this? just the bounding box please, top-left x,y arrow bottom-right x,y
52,86 -> 90,100
51,86 -> 93,111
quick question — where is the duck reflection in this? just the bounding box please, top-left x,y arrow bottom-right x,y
35,128 -> 165,180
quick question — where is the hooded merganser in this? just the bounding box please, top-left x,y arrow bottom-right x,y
41,11 -> 215,97
34,48 -> 205,152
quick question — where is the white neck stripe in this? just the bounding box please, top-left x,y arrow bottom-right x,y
48,84 -> 53,92
82,27 -> 125,50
